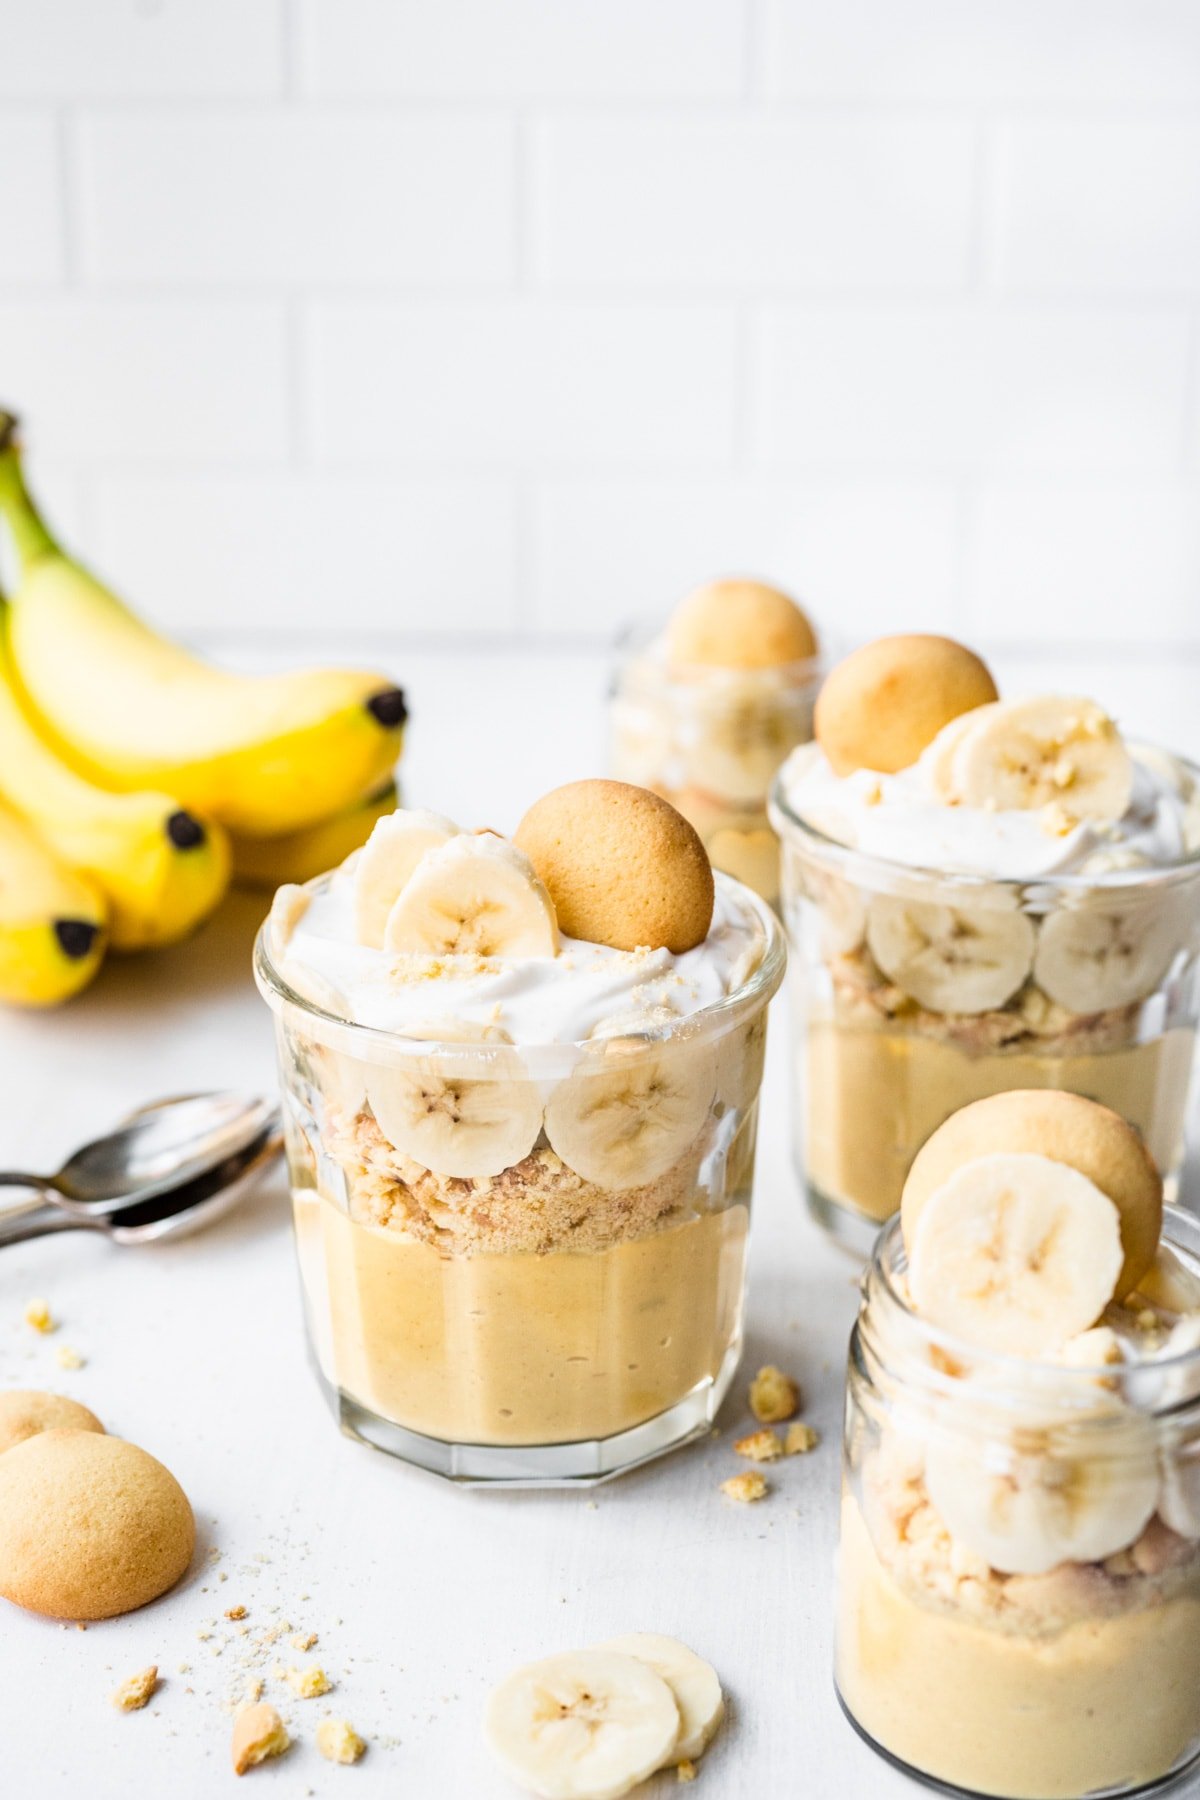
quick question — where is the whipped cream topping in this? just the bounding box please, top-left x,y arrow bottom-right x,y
779,740 -> 1199,882
274,866 -> 764,1046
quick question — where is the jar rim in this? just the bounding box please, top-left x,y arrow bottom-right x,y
862,1205 -> 1200,1407
769,742 -> 1200,898
253,867 -> 787,1065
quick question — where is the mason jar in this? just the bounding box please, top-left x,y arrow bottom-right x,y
254,875 -> 785,1485
611,630 -> 822,906
770,761 -> 1200,1252
837,1207 -> 1200,1800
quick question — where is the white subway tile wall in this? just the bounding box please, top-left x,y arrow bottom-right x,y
0,0 -> 1197,649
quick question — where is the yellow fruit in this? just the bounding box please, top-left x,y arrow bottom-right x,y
230,781 -> 397,890
0,416 -> 406,837
0,604 -> 229,950
0,802 -> 106,1005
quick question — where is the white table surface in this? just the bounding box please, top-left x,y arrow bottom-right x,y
3,642 -> 1199,1800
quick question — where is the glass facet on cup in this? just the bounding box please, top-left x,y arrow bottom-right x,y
255,875 -> 784,1485
771,763 -> 1200,1252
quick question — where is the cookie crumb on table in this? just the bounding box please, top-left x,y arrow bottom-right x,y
748,1365 -> 799,1424
733,1427 -> 783,1463
112,1666 -> 159,1711
290,1631 -> 318,1651
677,1759 -> 698,1782
225,1605 -> 247,1621
316,1717 -> 367,1765
721,1471 -> 768,1503
784,1422 -> 819,1456
286,1665 -> 331,1699
55,1345 -> 85,1370
231,1703 -> 290,1775
23,1298 -> 55,1334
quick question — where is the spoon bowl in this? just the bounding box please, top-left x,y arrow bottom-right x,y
0,1120 -> 284,1249
0,1092 -> 279,1214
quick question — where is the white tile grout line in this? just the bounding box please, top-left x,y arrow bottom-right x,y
283,295 -> 308,471
55,104 -> 80,288
280,0 -> 300,102
9,96 -> 1200,122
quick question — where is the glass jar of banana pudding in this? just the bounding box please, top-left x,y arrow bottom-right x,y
770,634 -> 1200,1250
255,781 -> 784,1483
610,578 -> 822,906
838,1091 -> 1200,1800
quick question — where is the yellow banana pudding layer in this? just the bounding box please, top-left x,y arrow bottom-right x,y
256,784 -> 784,1481
837,1095 -> 1200,1800
770,638 -> 1200,1243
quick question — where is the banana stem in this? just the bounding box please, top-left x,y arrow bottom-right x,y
0,418 -> 58,566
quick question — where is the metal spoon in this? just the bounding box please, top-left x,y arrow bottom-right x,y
0,1092 -> 279,1217
0,1119 -> 283,1249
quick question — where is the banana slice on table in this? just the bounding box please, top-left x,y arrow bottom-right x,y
925,1374 -> 1160,1575
353,808 -> 461,947
545,1037 -> 715,1191
484,1648 -> 681,1800
866,892 -> 1035,1014
1033,897 -> 1181,1012
365,1019 -> 543,1179
946,695 -> 1134,821
593,1635 -> 723,1765
383,834 -> 559,958
908,1152 -> 1124,1357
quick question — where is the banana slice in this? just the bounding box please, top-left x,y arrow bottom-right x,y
866,893 -> 1035,1014
686,687 -> 794,805
267,881 -> 310,958
353,808 -> 461,948
593,1635 -> 723,1764
1160,1452 -> 1200,1539
484,1648 -> 680,1800
947,695 -> 1134,821
365,1019 -> 544,1178
383,835 -> 559,959
925,1373 -> 1160,1575
713,1009 -> 767,1116
544,1037 -> 715,1191
803,865 -> 866,957
1156,1318 -> 1200,1537
919,704 -> 1000,800
909,1152 -> 1124,1357
1033,897 -> 1181,1012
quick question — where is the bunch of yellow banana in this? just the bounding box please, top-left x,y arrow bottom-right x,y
0,801 -> 107,1005
0,412 -> 406,1004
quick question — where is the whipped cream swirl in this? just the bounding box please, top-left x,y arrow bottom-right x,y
779,741 -> 1200,882
274,867 -> 764,1046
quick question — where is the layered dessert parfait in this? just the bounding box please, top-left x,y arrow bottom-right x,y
770,633 -> 1200,1245
255,779 -> 784,1483
838,1089 -> 1200,1800
610,577 -> 820,905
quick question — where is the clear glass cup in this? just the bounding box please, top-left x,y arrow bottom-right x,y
254,874 -> 785,1486
837,1206 -> 1200,1800
610,628 -> 822,907
770,756 -> 1200,1254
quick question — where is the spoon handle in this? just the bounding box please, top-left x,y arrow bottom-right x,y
0,1172 -> 48,1198
0,1203 -> 86,1247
